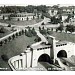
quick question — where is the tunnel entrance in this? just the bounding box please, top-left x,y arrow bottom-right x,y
57,50 -> 67,58
38,54 -> 53,64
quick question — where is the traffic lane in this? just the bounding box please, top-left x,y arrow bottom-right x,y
60,58 -> 75,71
39,62 -> 63,71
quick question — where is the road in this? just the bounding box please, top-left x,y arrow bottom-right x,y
20,62 -> 62,71
0,17 -> 50,43
56,58 -> 72,71
39,62 -> 63,71
60,58 -> 75,71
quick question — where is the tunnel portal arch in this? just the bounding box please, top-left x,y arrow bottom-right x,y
38,54 -> 53,64
57,50 -> 67,58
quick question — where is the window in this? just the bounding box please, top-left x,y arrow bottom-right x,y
56,45 -> 58,47
37,49 -> 39,50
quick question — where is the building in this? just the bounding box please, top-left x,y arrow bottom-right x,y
48,6 -> 75,22
8,35 -> 75,71
0,13 -> 11,20
69,18 -> 75,25
48,7 -> 58,17
0,12 -> 42,21
61,14 -> 68,21
9,12 -> 42,21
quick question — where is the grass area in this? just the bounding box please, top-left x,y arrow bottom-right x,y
0,26 -> 12,38
50,32 -> 75,43
0,34 -> 35,70
0,19 -> 43,26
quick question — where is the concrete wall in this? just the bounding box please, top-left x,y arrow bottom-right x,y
54,42 -> 75,59
32,48 -> 51,67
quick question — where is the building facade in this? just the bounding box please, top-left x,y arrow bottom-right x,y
8,35 -> 75,71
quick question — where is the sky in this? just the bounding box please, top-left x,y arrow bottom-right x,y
0,0 -> 75,6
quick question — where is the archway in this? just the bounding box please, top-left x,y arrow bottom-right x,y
57,50 -> 67,58
38,54 -> 53,64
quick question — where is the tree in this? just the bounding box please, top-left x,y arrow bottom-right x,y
41,15 -> 44,19
27,45 -> 30,48
66,25 -> 75,33
8,24 -> 11,27
40,26 -> 47,35
3,15 -> 5,20
0,41 -> 3,46
17,18 -> 20,21
8,36 -> 11,41
57,25 -> 63,32
56,28 -> 58,32
19,31 -> 22,36
27,17 -> 29,21
1,54 -> 9,62
42,26 -> 44,30
4,39 -> 7,44
31,27 -> 37,36
25,28 -> 33,37
41,22 -> 45,25
21,30 -> 24,34
65,14 -> 72,23
34,35 -> 41,42
15,33 -> 18,37
51,28 -> 53,31
12,34 -> 15,39
25,29 -> 27,35
8,15 -> 11,20
51,16 -> 60,24
39,27 -> 41,31
0,27 -> 5,33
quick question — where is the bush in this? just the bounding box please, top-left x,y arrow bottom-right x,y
8,24 -> 11,27
27,45 -> 30,48
34,35 -> 41,42
41,15 -> 44,19
17,18 -> 20,21
40,29 -> 47,34
25,27 -> 37,37
25,31 -> 33,37
0,27 -> 5,33
41,22 -> 45,25
31,27 -> 37,36
47,31 -> 53,35
1,54 -> 9,62
66,25 -> 75,33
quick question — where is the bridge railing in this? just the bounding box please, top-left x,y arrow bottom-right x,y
8,53 -> 26,71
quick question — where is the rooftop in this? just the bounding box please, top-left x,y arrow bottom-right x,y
56,41 -> 68,45
10,13 -> 35,17
30,40 -> 70,50
30,42 -> 51,50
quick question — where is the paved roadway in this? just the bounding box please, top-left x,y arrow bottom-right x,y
56,58 -> 73,71
19,62 -> 62,71
60,58 -> 75,71
39,62 -> 63,71
0,17 -> 50,43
